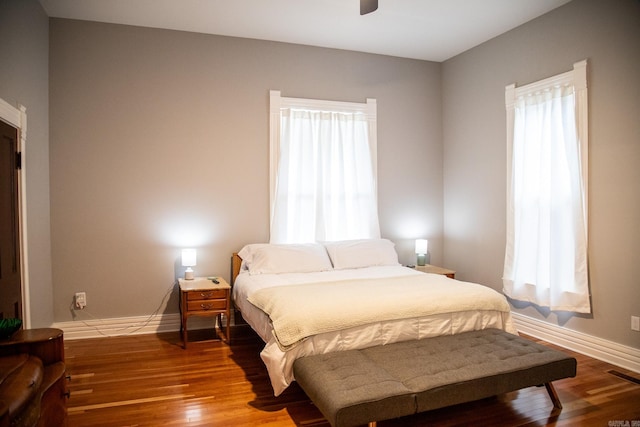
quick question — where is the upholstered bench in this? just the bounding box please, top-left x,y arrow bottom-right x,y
293,329 -> 577,427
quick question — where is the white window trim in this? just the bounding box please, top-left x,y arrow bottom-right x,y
268,90 -> 378,222
0,97 -> 31,328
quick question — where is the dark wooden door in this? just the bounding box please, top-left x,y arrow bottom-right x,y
0,119 -> 22,321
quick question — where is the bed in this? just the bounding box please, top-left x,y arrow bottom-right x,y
231,239 -> 517,396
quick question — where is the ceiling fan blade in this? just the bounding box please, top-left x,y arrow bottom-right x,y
360,0 -> 378,15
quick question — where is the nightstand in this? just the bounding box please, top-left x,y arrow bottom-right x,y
414,264 -> 456,279
179,277 -> 231,348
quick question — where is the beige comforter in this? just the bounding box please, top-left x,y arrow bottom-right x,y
248,273 -> 512,350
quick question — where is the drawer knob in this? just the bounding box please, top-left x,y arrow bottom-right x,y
200,303 -> 213,310
200,292 -> 213,298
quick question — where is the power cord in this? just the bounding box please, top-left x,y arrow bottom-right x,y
68,281 -> 177,338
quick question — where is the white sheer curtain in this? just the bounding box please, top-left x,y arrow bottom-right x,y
269,92 -> 380,244
503,61 -> 590,313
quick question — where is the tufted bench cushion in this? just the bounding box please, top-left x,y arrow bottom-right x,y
293,329 -> 577,427
292,349 -> 416,427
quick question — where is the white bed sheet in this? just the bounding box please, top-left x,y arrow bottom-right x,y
232,266 -> 517,396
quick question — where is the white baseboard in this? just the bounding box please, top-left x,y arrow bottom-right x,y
51,313 -> 216,340
512,312 -> 640,374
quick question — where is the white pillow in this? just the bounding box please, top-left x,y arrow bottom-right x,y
238,243 -> 333,275
324,239 -> 400,270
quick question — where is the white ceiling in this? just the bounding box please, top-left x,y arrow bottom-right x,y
38,0 -> 571,62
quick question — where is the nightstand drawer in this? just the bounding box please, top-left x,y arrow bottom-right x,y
187,299 -> 227,311
187,289 -> 227,301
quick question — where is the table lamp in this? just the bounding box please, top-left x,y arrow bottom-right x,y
182,248 -> 196,280
415,239 -> 428,266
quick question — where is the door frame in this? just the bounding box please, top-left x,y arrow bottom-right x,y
0,97 -> 30,328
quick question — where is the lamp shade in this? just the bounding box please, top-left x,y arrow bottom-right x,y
415,239 -> 428,255
181,249 -> 197,267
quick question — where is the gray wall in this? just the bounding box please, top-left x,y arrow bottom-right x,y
49,19 -> 443,321
0,0 -> 53,327
442,0 -> 640,348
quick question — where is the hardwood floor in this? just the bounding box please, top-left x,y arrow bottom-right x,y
64,327 -> 640,426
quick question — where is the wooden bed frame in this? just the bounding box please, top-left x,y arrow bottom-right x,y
231,252 -> 242,285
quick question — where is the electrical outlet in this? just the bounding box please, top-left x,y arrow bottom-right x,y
75,292 -> 87,309
632,316 -> 640,332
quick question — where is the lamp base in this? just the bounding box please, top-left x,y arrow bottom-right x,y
185,268 -> 194,280
417,254 -> 426,266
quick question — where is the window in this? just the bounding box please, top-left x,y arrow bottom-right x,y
269,91 -> 380,244
503,60 -> 590,313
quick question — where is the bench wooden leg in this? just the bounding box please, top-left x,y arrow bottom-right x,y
544,382 -> 562,410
